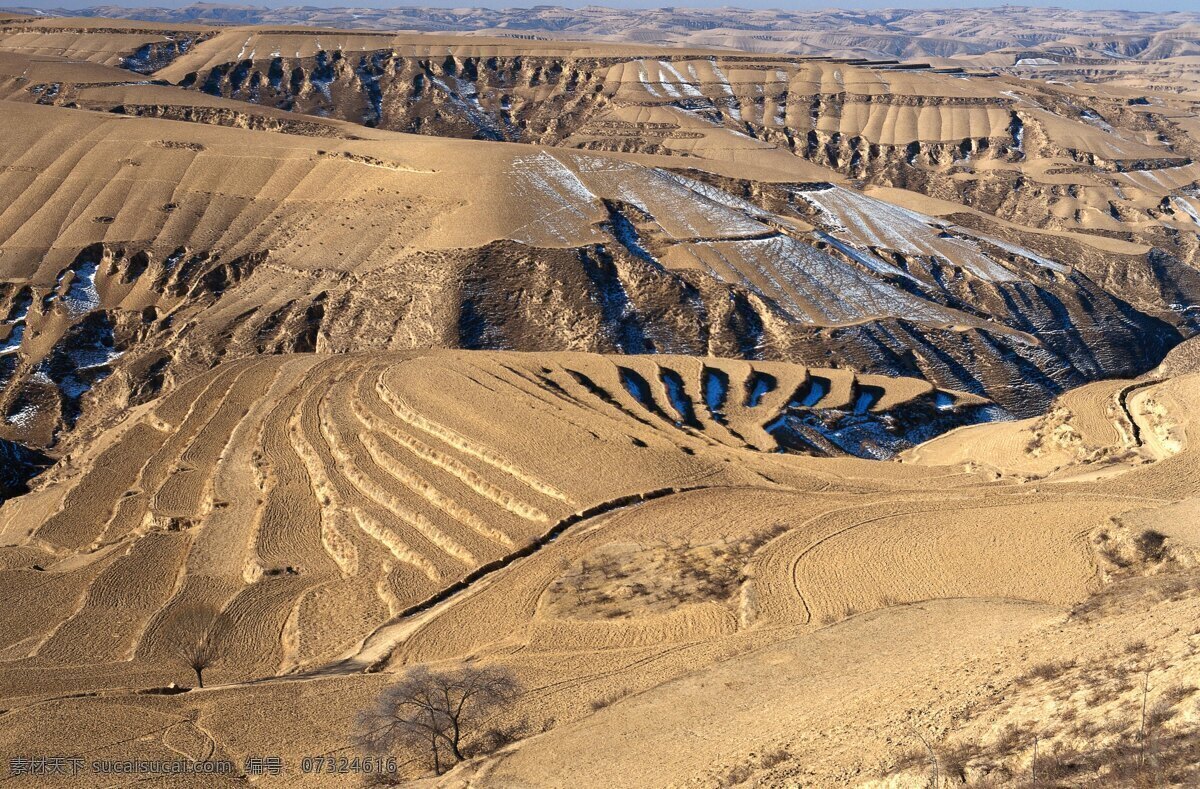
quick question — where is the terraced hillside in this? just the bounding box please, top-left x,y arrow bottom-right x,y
0,351 -> 982,688
0,341 -> 1198,785
0,16 -> 1198,786
163,40 -> 1200,252
0,28 -> 1196,448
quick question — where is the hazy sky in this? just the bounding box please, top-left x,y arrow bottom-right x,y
10,0 -> 1199,10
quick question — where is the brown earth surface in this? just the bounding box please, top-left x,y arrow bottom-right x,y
0,14 -> 1198,788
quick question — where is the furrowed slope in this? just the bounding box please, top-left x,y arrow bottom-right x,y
4,26 -> 1191,434
88,24 -> 1198,251
0,17 -> 1198,789
4,20 -> 1197,256
430,344 -> 1200,787
0,345 -> 1195,786
0,91 -> 1185,450
0,350 -> 982,694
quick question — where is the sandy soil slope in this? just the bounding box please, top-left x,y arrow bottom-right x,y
0,351 -> 982,689
0,33 -> 1194,448
0,16 -> 1197,788
0,342 -> 1195,786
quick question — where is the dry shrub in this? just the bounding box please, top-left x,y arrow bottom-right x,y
1020,659 -> 1075,684
718,763 -> 753,787
939,741 -> 984,783
550,523 -> 791,618
1147,699 -> 1176,730
760,748 -> 790,769
992,723 -> 1029,756
1100,545 -> 1132,569
1159,683 -> 1197,708
1090,524 -> 1182,582
1020,730 -> 1200,788
1070,569 -> 1200,622
169,604 -> 223,688
478,717 -> 529,753
889,744 -> 930,772
589,687 -> 628,712
1134,529 -> 1167,562
889,669 -> 1200,789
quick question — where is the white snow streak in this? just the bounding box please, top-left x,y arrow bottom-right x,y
659,60 -> 702,97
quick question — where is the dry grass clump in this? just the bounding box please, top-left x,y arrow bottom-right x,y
712,748 -> 791,788
1090,521 -> 1186,579
589,687 -> 630,711
478,717 -> 531,753
1020,730 -> 1200,788
717,763 -> 754,787
1155,682 -> 1198,709
893,714 -> 1200,788
1069,566 -> 1200,623
760,747 -> 790,769
817,604 -> 861,626
886,650 -> 1200,788
1015,659 -> 1077,686
542,524 -> 788,620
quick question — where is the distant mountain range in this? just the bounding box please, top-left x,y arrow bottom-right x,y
5,4 -> 1200,62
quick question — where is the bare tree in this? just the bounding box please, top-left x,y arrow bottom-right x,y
171,605 -> 221,689
1138,664 -> 1153,768
1031,733 -> 1040,784
360,664 -> 522,775
905,722 -> 939,789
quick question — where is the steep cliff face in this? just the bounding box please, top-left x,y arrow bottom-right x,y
120,33 -> 211,74
0,244 -> 267,445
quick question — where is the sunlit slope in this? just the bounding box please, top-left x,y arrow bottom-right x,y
0,16 -> 208,68
0,49 -> 380,138
0,350 -> 980,694
0,16 -> 1194,787
109,26 -> 1200,247
0,97 -> 1182,450
430,348 -> 1200,787
0,345 -> 1195,785
0,24 -> 1194,448
4,18 -> 1198,249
